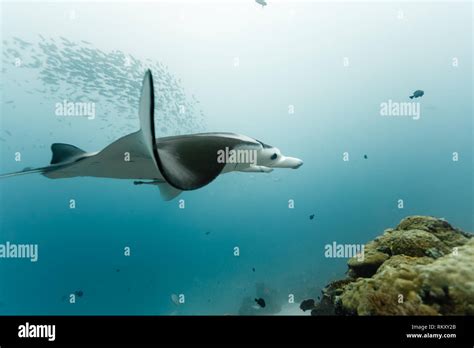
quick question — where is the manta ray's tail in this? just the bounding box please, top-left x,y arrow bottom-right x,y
0,166 -> 48,179
0,143 -> 87,179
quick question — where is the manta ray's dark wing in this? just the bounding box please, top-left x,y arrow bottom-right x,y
155,135 -> 246,191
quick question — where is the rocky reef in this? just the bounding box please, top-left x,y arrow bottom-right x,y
312,216 -> 473,316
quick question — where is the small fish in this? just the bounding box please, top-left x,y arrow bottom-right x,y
205,231 -> 211,235
74,290 -> 84,298
363,155 -> 368,159
309,214 -> 315,220
300,299 -> 315,312
5,130 -> 11,136
252,267 -> 255,272
256,0 -> 267,7
254,298 -> 266,308
409,90 -> 424,99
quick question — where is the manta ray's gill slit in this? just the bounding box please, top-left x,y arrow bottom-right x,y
1,36 -> 206,145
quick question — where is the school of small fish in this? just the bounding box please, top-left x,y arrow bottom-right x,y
1,36 -> 205,147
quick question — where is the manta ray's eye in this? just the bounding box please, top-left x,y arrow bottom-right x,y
270,153 -> 278,160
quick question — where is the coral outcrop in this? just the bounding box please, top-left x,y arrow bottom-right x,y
312,216 -> 473,316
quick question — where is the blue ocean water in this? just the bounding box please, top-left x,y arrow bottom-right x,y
0,1 -> 472,315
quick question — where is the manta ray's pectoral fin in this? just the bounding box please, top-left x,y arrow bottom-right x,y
239,165 -> 273,173
155,136 -> 243,191
133,179 -> 182,200
83,70 -> 162,179
41,70 -> 161,180
132,179 -> 181,200
157,182 -> 182,201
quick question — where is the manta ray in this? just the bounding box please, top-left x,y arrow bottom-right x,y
0,70 -> 303,200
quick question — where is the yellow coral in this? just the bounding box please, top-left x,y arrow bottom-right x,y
334,217 -> 473,316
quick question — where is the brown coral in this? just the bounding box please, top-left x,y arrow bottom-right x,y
320,216 -> 473,316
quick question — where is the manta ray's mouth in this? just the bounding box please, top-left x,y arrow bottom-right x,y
274,156 -> 304,169
293,162 -> 303,169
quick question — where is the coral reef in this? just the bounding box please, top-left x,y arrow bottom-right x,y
314,216 -> 473,316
